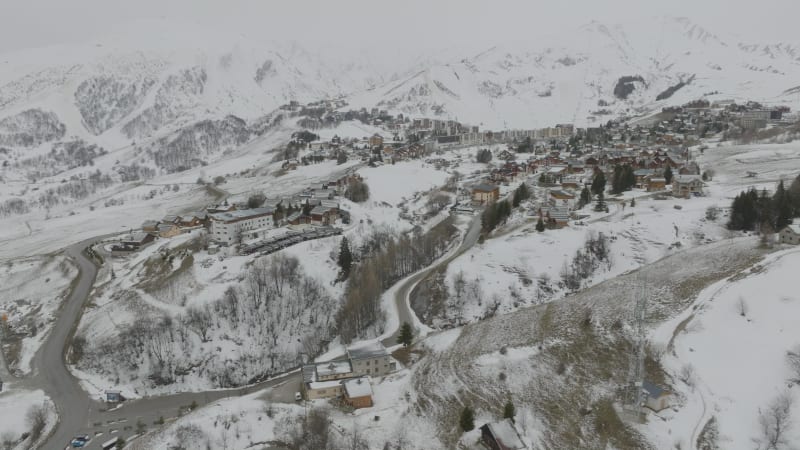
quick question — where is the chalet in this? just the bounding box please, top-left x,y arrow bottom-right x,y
162,214 -> 181,225
779,224 -> 800,244
346,342 -> 396,377
472,184 -> 500,204
538,206 -> 570,228
301,365 -> 343,400
315,361 -> 354,381
287,212 -> 311,226
480,419 -> 527,450
141,220 -> 159,233
120,232 -> 155,249
310,206 -> 338,226
178,212 -> 207,228
672,175 -> 704,198
343,377 -> 374,409
549,190 -> 575,208
633,169 -> 655,189
368,134 -> 384,148
642,381 -> 672,412
157,223 -> 182,238
646,177 -> 667,192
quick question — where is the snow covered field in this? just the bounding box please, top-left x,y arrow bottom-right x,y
0,254 -> 76,374
647,248 -> 800,449
0,388 -> 57,450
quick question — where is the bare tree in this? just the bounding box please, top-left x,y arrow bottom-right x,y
787,344 -> 800,384
25,403 -> 48,442
185,306 -> 213,342
754,391 -> 794,450
679,364 -> 696,388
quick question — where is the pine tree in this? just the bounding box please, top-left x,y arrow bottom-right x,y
536,217 -> 545,232
397,322 -> 413,347
338,237 -> 353,279
503,400 -> 516,422
594,191 -> 607,212
512,183 -> 530,207
591,171 -> 606,196
459,406 -> 475,432
664,166 -> 674,185
774,180 -> 792,230
578,187 -> 591,209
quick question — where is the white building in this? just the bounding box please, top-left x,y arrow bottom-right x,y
210,207 -> 275,245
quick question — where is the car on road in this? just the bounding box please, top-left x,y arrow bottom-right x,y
295,392 -> 302,401
70,435 -> 90,447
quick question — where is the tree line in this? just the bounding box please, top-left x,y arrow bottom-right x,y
728,175 -> 800,232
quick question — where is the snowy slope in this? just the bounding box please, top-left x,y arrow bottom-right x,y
348,17 -> 800,129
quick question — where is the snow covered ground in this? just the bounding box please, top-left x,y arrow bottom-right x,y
0,388 -> 57,450
647,247 -> 800,449
0,254 -> 77,374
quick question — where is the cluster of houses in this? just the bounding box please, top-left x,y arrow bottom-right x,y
115,173 -> 361,254
301,341 -> 397,409
459,142 -> 710,229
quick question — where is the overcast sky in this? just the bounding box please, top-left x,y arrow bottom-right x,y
2,0 -> 799,54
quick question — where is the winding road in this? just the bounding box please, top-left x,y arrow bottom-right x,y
20,209 -> 481,449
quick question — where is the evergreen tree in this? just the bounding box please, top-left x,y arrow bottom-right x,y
664,165 -> 674,185
338,237 -> 353,279
459,406 -> 475,432
536,217 -> 545,232
594,191 -> 607,212
578,187 -> 591,209
591,170 -> 606,196
397,322 -> 413,347
774,180 -> 793,230
512,183 -> 530,207
503,400 -> 516,422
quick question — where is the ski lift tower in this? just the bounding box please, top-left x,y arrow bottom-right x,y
622,279 -> 648,423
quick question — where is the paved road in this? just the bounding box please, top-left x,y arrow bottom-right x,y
26,237 -> 304,450
30,188 -> 472,449
381,212 -> 482,347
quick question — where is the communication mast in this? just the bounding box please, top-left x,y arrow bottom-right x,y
622,277 -> 648,422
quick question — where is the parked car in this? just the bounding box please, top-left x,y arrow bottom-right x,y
71,435 -> 90,447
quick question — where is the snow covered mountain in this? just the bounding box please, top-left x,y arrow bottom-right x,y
1,16 -> 799,173
348,17 -> 800,129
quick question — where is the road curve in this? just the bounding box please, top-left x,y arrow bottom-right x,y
381,213 -> 482,347
35,239 -> 104,450
34,210 -> 478,449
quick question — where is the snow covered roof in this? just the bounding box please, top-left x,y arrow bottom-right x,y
483,419 -> 526,449
308,379 -> 343,390
210,207 -> 275,223
347,341 -> 388,361
472,183 -> 498,192
316,361 -> 352,378
343,377 -> 373,398
673,175 -> 703,184
783,224 -> 800,235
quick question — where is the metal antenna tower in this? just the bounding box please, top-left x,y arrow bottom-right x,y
623,276 -> 648,422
